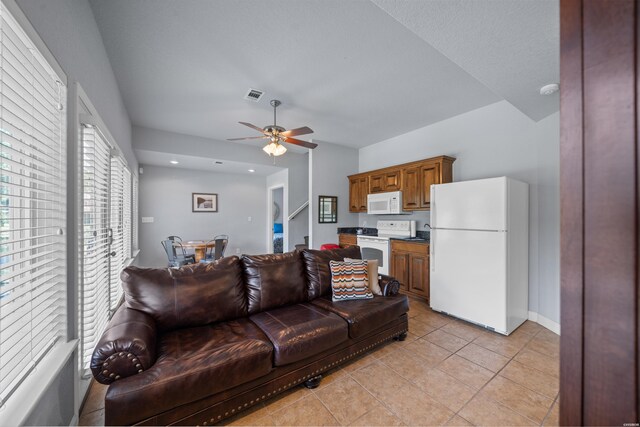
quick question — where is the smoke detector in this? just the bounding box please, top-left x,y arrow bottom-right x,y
540,83 -> 559,96
244,88 -> 264,102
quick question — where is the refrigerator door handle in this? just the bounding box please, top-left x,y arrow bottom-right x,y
430,185 -> 436,228
430,230 -> 435,272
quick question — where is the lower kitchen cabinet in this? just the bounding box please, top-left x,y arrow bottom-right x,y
338,233 -> 357,248
390,240 -> 429,302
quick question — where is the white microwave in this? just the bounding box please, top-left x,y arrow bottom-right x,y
367,191 -> 403,214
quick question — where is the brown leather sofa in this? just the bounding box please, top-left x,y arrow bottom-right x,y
91,246 -> 409,426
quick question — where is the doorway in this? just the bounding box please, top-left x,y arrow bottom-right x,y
268,185 -> 285,253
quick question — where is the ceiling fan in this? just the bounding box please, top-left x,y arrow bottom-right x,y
228,99 -> 317,156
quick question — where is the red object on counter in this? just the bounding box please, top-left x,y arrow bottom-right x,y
320,243 -> 341,250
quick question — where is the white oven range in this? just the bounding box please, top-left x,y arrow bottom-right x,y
356,220 -> 415,276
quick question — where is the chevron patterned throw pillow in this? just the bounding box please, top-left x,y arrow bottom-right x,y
329,260 -> 374,302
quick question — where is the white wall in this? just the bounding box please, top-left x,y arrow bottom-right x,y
310,142 -> 360,248
138,166 -> 268,267
286,154 -> 309,248
359,101 -> 559,324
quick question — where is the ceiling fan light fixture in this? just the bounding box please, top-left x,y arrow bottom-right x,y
263,141 -> 287,157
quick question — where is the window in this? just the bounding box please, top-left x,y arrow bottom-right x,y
79,125 -> 132,374
132,174 -> 138,252
0,1 -> 67,405
79,126 -> 110,375
109,156 -> 130,311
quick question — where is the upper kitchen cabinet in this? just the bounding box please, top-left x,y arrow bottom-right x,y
402,156 -> 455,210
369,169 -> 401,193
349,155 -> 455,212
349,174 -> 368,213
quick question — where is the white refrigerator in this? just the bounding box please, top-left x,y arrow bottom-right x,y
430,177 -> 529,335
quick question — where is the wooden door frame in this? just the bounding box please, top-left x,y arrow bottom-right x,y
560,0 -> 639,424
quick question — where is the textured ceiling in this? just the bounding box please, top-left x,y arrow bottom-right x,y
371,0 -> 559,121
89,0 -> 558,151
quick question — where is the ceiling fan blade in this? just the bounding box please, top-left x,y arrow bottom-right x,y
238,121 -> 266,134
227,136 -> 269,141
280,126 -> 314,138
283,137 -> 318,149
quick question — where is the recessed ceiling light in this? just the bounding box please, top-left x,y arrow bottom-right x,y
248,169 -> 255,173
170,160 -> 179,164
540,83 -> 559,95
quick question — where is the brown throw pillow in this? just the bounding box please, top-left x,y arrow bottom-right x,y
345,257 -> 382,296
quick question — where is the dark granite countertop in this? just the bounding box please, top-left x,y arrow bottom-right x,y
390,230 -> 430,243
337,227 -> 378,236
337,228 -> 430,243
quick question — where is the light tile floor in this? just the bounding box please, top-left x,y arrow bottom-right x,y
79,299 -> 560,426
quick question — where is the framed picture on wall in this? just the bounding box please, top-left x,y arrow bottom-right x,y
192,193 -> 218,212
318,195 -> 337,223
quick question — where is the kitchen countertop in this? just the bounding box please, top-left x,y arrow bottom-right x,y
390,236 -> 429,243
338,227 -> 430,243
337,227 -> 378,236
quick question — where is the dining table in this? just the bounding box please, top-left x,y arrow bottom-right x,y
180,240 -> 215,263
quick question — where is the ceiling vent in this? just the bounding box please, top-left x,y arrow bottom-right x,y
244,88 -> 264,102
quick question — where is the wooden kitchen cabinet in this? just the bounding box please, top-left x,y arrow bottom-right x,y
401,157 -> 454,210
401,165 -> 421,210
390,251 -> 409,292
349,155 -> 455,213
348,175 -> 368,213
369,169 -> 401,193
390,240 -> 429,302
338,233 -> 357,248
420,161 -> 441,209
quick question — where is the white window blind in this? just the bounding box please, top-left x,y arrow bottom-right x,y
0,2 -> 67,406
132,175 -> 138,252
79,126 -> 110,375
109,156 -> 129,312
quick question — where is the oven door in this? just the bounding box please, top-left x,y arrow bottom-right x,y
356,236 -> 389,275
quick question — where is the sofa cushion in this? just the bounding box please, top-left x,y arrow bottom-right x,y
250,303 -> 349,366
121,257 -> 247,332
329,260 -> 374,301
105,319 -> 273,423
301,246 -> 362,300
311,294 -> 409,339
242,252 -> 307,314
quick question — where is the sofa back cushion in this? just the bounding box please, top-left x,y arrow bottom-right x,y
121,256 -> 247,332
241,252 -> 307,314
301,246 -> 362,299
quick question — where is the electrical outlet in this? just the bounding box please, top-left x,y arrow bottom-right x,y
247,216 -> 252,222
235,248 -> 240,254
141,217 -> 154,223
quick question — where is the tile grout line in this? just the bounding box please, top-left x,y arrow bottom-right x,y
540,393 -> 560,426
454,327 -> 557,426
347,359 -> 413,425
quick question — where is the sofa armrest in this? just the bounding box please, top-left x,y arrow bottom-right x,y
90,305 -> 158,385
378,274 -> 401,296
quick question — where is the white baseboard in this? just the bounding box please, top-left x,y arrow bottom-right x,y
528,311 -> 560,335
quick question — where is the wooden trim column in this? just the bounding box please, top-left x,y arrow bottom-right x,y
560,0 -> 639,425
